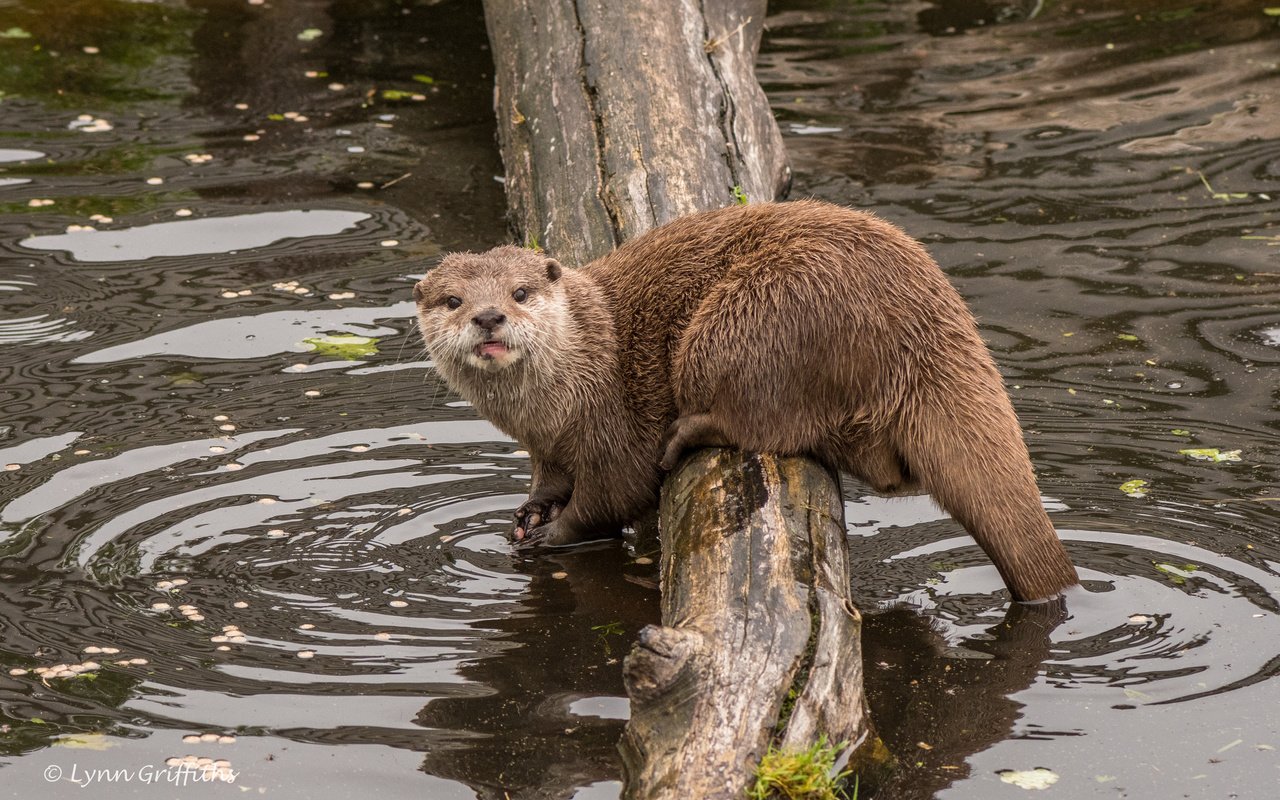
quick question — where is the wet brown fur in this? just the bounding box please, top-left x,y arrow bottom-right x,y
414,200 -> 1079,601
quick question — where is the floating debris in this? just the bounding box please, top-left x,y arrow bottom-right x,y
388,600 -> 409,608
183,153 -> 213,165
233,601 -> 249,609
54,733 -> 116,750
33,659 -> 103,680
69,115 -> 114,133
1179,448 -> 1242,463
27,198 -> 55,208
302,334 -> 379,358
328,291 -> 356,300
1154,562 -> 1200,585
1127,614 -> 1152,625
297,650 -> 316,659
297,28 -> 323,41
379,239 -> 399,247
225,463 -> 244,472
4,464 -> 19,472
175,208 -> 193,217
374,632 -> 392,641
996,768 -> 1059,790
1119,479 -> 1149,498
304,390 -> 321,398
145,177 -> 164,185
243,133 -> 260,142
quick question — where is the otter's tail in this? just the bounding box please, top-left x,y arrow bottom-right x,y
895,390 -> 1078,602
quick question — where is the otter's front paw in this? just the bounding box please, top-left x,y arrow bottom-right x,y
512,499 -> 563,542
513,518 -> 587,549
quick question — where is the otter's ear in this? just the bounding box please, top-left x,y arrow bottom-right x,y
544,258 -> 562,283
412,281 -> 427,303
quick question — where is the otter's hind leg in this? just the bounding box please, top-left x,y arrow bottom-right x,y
659,413 -> 732,471
815,430 -> 920,495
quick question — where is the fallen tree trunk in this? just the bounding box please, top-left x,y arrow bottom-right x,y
480,1 -> 885,797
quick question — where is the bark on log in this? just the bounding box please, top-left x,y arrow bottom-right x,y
480,2 -> 884,797
619,452 -> 883,799
482,0 -> 790,264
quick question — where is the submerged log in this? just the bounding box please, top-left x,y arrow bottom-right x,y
480,1 -> 884,797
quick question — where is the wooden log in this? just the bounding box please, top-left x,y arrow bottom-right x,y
619,451 -> 881,799
481,0 -> 790,264
479,1 -> 883,796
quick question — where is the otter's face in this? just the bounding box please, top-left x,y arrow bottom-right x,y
413,246 -> 564,379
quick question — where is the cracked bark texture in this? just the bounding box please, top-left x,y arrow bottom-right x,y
481,0 -> 790,266
618,452 -> 881,800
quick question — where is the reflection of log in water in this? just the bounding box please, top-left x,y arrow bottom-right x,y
414,545 -> 659,798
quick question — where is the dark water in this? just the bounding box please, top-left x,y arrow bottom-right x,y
0,0 -> 1277,798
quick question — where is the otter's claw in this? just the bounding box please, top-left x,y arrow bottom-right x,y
513,518 -> 586,549
513,499 -> 563,542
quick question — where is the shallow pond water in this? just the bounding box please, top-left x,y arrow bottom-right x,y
0,1 -> 1277,798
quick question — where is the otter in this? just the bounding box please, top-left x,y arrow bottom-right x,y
414,200 -> 1078,602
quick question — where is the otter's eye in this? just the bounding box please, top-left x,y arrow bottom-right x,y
445,296 -> 463,310
512,288 -> 528,303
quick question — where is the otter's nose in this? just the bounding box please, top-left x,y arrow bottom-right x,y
472,308 -> 506,332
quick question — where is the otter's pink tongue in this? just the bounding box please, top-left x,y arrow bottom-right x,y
480,341 -> 508,358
